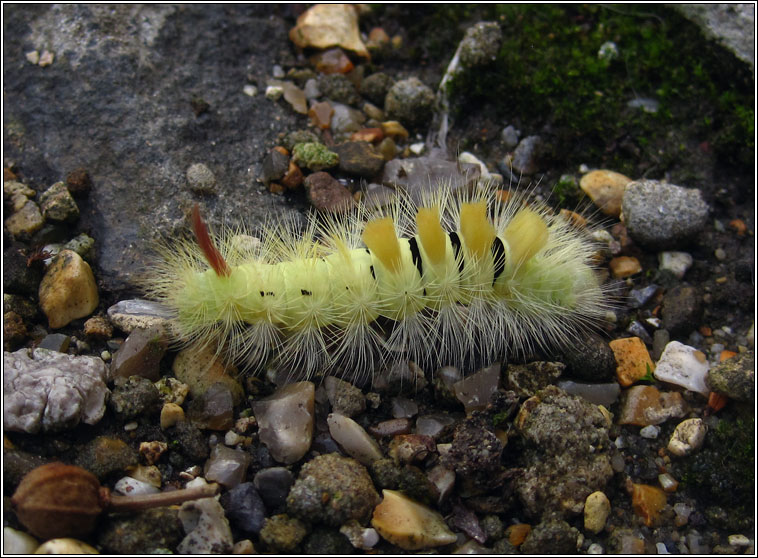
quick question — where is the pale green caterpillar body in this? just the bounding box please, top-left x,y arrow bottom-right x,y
146,185 -> 609,382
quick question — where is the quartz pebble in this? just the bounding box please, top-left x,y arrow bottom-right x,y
427,464 -> 456,504
289,4 -> 369,59
187,382 -> 235,431
110,325 -> 168,382
253,381 -> 315,464
658,251 -> 693,279
39,250 -> 99,329
654,341 -> 710,395
327,412 -> 383,465
204,444 -> 251,488
177,497 -> 233,554
584,491 -> 610,534
415,414 -> 456,439
667,418 -> 707,457
639,425 -> 661,439
114,476 -> 161,496
617,385 -> 688,426
372,489 -> 457,550
340,520 -> 380,550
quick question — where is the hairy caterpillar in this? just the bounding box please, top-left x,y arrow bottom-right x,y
146,184 -> 609,382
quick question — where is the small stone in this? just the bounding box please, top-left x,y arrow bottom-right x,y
265,84 -> 283,100
505,361 -> 564,398
426,464 -> 456,504
177,497 -> 233,554
278,80 -> 308,114
83,315 -> 113,339
253,381 -> 315,464
5,199 -> 44,239
371,489 -> 457,550
579,170 -> 632,217
38,50 -> 55,67
658,472 -> 679,492
368,417 -> 412,437
409,142 -> 425,155
661,285 -> 702,336
204,444 -> 251,488
187,382 -> 235,431
109,376 -> 161,420
333,141 -> 385,177
329,102 -> 366,136
127,464 -> 162,487
39,182 -> 79,223
172,344 -> 244,405
459,21 -> 502,67
242,84 -> 258,97
310,47 -> 354,74
114,476 -> 161,496
318,74 -> 361,106
324,375 -> 366,417
384,77 -> 435,128
155,376 -> 190,405
340,520 -> 380,550
617,385 -> 688,426
362,101 -> 384,121
287,453 -> 380,526
39,250 -> 99,329
639,424 -> 661,439
609,337 -> 655,387
506,523 -> 532,546
75,436 -> 138,480
327,412 -> 383,465
361,72 -> 395,106
509,135 -> 543,175
459,151 -> 492,181
106,298 -> 174,334
37,332 -> 71,352
303,78 -> 320,99
97,508 -> 183,554
253,467 -> 294,510
303,171 -> 354,212
35,538 -> 97,554
388,434 -> 435,465
706,351 -> 754,402
3,526 -> 39,554
728,534 -> 750,547
452,362 -> 500,412
584,491 -> 610,534
308,100 -> 334,129
25,50 -> 39,64
220,482 -> 266,535
289,4 -> 369,59
350,127 -> 384,143
110,325 -> 168,382
609,256 -> 642,278
667,418 -> 707,457
631,483 -> 666,527
622,179 -> 710,249
654,341 -> 710,395
139,440 -> 168,465
259,514 -> 308,552
3,311 -> 27,351
186,163 -> 217,193
556,380 -> 620,408
64,168 -> 92,196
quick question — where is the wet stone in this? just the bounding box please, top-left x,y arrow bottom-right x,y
254,467 -> 294,510
579,169 -> 632,217
287,453 -> 380,527
617,385 -> 688,426
609,336 -> 655,387
187,382 -> 235,431
110,325 -> 168,382
520,519 -> 579,554
220,482 -> 266,535
110,375 -> 161,420
654,341 -> 710,395
37,332 -> 71,352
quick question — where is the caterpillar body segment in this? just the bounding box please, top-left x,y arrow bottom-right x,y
146,187 -> 608,379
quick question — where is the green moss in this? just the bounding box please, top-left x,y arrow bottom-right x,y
444,5 -> 753,175
292,142 -> 339,172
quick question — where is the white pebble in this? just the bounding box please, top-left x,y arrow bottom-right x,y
265,85 -> 283,101
654,341 -> 710,395
458,152 -> 492,180
3,526 -> 39,554
656,541 -> 670,554
409,142 -> 425,155
668,418 -> 707,457
124,421 -> 139,431
243,84 -> 258,97
115,476 -> 161,496
224,430 -> 241,446
587,543 -> 604,554
25,50 -> 40,64
728,534 -> 750,547
658,251 -> 693,279
640,425 -> 661,439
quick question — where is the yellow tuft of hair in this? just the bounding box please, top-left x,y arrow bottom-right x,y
459,201 -> 496,262
415,206 -> 446,266
504,208 -> 548,268
362,217 -> 402,273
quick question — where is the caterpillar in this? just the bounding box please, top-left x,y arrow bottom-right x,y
145,184 -> 609,383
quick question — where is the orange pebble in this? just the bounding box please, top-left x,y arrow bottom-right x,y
631,483 -> 666,526
506,523 -> 531,546
728,219 -> 747,236
719,350 -> 737,362
609,256 -> 642,278
350,128 -> 384,143
707,391 -> 728,413
698,325 -> 712,337
609,337 -> 655,386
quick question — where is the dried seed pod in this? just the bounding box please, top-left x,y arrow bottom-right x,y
11,462 -> 221,540
10,462 -> 106,540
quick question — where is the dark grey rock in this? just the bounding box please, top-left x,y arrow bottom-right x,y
333,141 -> 385,178
661,285 -> 702,336
260,149 -> 290,185
520,518 -> 579,554
622,179 -> 710,249
317,73 -> 360,105
185,163 -> 217,193
254,467 -> 295,510
109,375 -> 161,420
559,332 -> 616,381
220,482 -> 267,535
360,72 -> 395,106
381,156 -> 480,205
3,4 -> 302,296
510,135 -> 543,175
170,420 -> 209,461
98,508 -> 184,554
